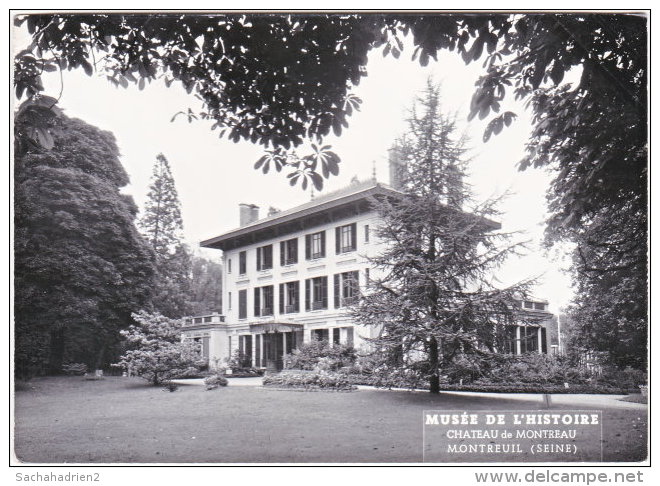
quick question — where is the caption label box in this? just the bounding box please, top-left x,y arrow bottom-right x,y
423,410 -> 603,463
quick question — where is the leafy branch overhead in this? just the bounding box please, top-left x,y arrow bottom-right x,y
13,14 -> 644,192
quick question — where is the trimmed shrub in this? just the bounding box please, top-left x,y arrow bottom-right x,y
262,370 -> 357,391
204,374 -> 229,390
284,341 -> 357,371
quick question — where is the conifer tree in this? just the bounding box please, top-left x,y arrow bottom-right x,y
139,154 -> 192,317
140,154 -> 184,258
353,82 -> 533,393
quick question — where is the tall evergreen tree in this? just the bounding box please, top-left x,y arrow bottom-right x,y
353,83 -> 532,393
14,110 -> 154,377
139,154 -> 192,318
140,154 -> 184,257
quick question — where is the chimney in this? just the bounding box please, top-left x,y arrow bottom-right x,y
239,203 -> 260,227
388,146 -> 406,190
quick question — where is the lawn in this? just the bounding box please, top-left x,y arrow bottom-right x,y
13,376 -> 647,464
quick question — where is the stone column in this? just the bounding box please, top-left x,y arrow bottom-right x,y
515,326 -> 522,355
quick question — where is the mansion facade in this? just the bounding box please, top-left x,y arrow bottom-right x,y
183,179 -> 554,371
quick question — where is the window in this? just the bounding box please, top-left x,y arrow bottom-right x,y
313,329 -> 329,342
334,271 -> 359,307
365,268 -> 370,286
227,258 -> 232,273
503,325 -> 517,354
305,276 -> 328,311
364,224 -> 370,243
336,223 -> 357,254
228,291 -> 232,311
238,289 -> 247,319
239,251 -> 247,275
523,301 -> 534,310
305,231 -> 326,260
520,326 -> 539,353
238,336 -> 252,367
279,281 -> 300,314
534,302 -> 547,311
256,244 -> 273,271
333,328 -> 341,345
280,238 -> 298,266
254,285 -> 274,316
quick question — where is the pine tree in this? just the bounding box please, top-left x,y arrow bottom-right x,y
139,154 -> 191,318
140,154 -> 184,258
353,82 -> 533,393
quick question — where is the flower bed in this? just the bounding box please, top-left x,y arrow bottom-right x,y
343,374 -> 638,394
262,371 -> 357,391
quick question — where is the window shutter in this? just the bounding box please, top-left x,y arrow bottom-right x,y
305,279 -> 311,311
294,281 -> 300,312
320,231 -> 326,257
265,245 -> 272,269
334,274 -> 340,308
321,276 -> 328,307
335,227 -> 341,254
279,283 -> 284,314
292,239 -> 297,263
305,235 -> 311,260
254,288 -> 260,317
256,247 -> 262,271
350,223 -> 357,250
280,241 -> 285,266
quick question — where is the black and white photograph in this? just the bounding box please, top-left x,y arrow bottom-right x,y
10,9 -> 649,470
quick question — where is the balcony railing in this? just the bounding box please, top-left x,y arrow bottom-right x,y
311,300 -> 327,311
285,304 -> 298,314
341,296 -> 359,306
260,307 -> 273,316
184,313 -> 225,327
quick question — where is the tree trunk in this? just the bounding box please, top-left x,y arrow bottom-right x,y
49,327 -> 65,374
429,335 -> 440,394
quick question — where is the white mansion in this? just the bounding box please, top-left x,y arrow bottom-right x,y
183,179 -> 554,371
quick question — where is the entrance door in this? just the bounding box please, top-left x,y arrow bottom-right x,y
263,332 -> 285,371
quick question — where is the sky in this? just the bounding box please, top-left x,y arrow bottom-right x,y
12,18 -> 575,312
